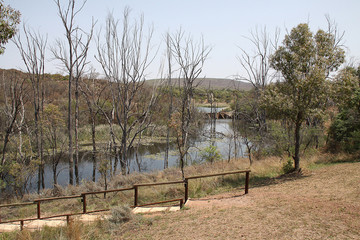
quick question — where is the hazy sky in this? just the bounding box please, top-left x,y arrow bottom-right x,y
1,0 -> 359,79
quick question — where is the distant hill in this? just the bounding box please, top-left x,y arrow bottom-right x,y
146,78 -> 253,91
0,68 -> 252,91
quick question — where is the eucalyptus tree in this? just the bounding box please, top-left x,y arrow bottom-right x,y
329,65 -> 360,152
96,8 -> 159,175
0,0 -> 20,54
168,29 -> 211,179
52,0 -> 95,185
13,24 -> 47,192
264,23 -> 345,171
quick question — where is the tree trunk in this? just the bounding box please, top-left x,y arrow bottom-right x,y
164,88 -> 173,169
121,133 -> 127,175
294,119 -> 301,171
35,92 -> 41,193
53,163 -> 57,186
91,115 -> 97,182
74,79 -> 79,185
68,74 -> 74,185
40,84 -> 45,190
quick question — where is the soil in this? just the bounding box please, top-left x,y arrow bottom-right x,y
118,161 -> 360,239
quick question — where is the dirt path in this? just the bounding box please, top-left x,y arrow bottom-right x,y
119,162 -> 360,239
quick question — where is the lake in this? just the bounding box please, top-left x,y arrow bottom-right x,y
28,110 -> 247,191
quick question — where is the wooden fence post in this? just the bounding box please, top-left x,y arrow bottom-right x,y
36,201 -> 41,219
245,171 -> 249,194
134,186 -> 138,207
82,194 -> 87,214
20,220 -> 24,231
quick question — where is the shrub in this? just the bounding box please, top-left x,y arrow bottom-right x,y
200,145 -> 222,163
282,158 -> 294,174
328,109 -> 360,153
109,205 -> 133,224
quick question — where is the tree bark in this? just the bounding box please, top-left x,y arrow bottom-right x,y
74,77 -> 79,185
294,119 -> 301,171
91,114 -> 97,182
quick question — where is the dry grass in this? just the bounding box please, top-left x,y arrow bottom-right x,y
2,152 -> 360,239
0,157 -> 251,221
116,154 -> 360,239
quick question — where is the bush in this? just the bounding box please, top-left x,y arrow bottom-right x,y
109,205 -> 133,224
200,145 -> 222,163
282,158 -> 294,174
328,109 -> 360,153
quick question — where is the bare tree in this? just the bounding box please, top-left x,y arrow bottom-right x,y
0,72 -> 26,183
43,103 -> 66,187
169,29 -> 211,179
163,32 -> 174,169
237,27 -> 279,91
96,8 -> 159,175
79,70 -> 107,181
52,0 -> 95,185
13,24 -> 47,192
236,27 -> 279,131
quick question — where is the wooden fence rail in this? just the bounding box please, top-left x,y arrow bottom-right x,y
0,169 -> 250,231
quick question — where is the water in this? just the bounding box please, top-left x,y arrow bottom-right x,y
28,118 -> 247,191
197,106 -> 225,113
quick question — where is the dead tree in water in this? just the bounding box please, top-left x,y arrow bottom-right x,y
163,32 -> 174,169
52,0 -> 95,185
14,25 -> 47,192
80,70 -> 107,181
169,29 -> 211,179
96,8 -> 159,175
0,73 -> 27,188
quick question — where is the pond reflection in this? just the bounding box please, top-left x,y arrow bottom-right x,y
28,119 -> 247,191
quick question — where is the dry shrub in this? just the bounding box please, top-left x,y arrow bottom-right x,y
164,186 -> 183,198
67,220 -> 83,240
50,184 -> 65,197
109,205 -> 133,224
15,230 -> 32,240
82,180 -> 103,193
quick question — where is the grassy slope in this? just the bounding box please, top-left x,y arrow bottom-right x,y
119,156 -> 360,239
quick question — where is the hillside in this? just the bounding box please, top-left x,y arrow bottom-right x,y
146,78 -> 253,91
0,69 -> 252,91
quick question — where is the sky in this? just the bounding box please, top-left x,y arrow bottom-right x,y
1,0 -> 360,79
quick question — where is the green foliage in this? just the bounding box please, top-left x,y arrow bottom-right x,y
200,145 -> 222,163
328,65 -> 360,153
332,66 -> 360,109
0,0 -> 20,54
265,23 -> 344,122
263,23 -> 345,168
282,158 -> 294,174
328,109 -> 360,153
264,121 -> 293,156
45,73 -> 68,81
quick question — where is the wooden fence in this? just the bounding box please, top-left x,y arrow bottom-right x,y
0,169 -> 250,231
